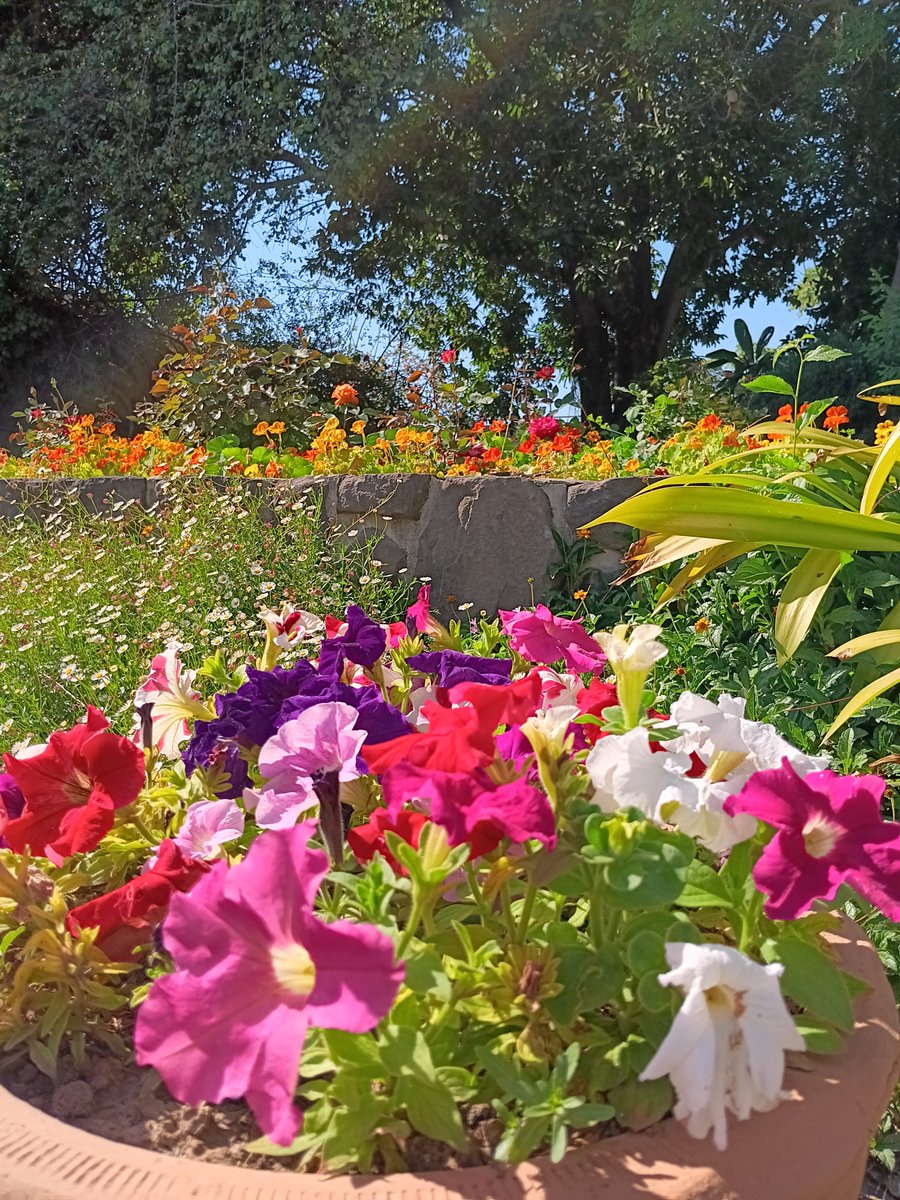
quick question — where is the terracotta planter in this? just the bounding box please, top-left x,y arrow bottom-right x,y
0,917 -> 897,1200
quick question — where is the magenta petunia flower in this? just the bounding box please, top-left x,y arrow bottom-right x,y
135,823 -> 403,1146
499,604 -> 606,674
381,763 -> 557,858
725,760 -> 900,920
406,584 -> 444,637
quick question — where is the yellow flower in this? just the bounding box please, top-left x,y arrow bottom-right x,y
268,421 -> 286,435
875,420 -> 896,447
573,589 -> 588,601
623,457 -> 640,471
694,617 -> 710,634
351,419 -> 366,435
244,463 -> 262,478
253,421 -> 270,436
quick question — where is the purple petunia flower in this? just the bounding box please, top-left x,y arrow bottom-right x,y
318,605 -> 386,676
406,650 -> 513,689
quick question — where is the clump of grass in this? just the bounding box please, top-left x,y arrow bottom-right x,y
0,480 -> 412,744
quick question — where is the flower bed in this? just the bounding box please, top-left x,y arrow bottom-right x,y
0,592 -> 898,1194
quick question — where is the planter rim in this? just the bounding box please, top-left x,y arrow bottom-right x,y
0,916 -> 897,1200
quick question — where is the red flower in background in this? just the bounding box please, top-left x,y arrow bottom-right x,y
534,366 -> 555,382
66,840 -> 208,961
440,348 -> 457,364
4,708 -> 146,864
823,405 -> 849,431
347,808 -> 428,874
528,416 -> 560,440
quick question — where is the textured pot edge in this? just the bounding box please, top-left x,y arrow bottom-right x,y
0,917 -> 896,1200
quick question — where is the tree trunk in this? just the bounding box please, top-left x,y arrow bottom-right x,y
569,287 -> 615,424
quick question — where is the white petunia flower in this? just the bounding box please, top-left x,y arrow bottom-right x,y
669,692 -> 828,787
640,942 -> 804,1150
596,623 -> 668,673
584,727 -> 756,851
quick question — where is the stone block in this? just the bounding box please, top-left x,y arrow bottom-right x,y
565,477 -> 647,547
336,474 -> 433,520
413,476 -> 558,615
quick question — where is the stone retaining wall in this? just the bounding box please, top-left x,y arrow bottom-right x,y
0,474 -> 644,614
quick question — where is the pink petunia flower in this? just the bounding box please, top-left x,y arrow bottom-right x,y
257,702 -> 366,862
134,642 -> 211,757
406,584 -> 445,638
135,823 -> 403,1146
172,799 -> 245,861
499,604 -> 606,674
725,760 -> 900,920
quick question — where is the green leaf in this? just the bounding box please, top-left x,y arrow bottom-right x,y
379,1024 -> 433,1078
766,936 -> 855,1031
741,374 -> 795,396
403,946 -> 452,1000
677,859 -> 736,909
608,1075 -> 673,1132
396,1076 -> 467,1149
794,1018 -> 845,1054
803,345 -> 851,363
544,944 -> 624,1023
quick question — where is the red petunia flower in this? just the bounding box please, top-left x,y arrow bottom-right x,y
363,674 -> 542,775
4,707 -> 146,864
66,840 -> 208,961
347,808 -> 428,874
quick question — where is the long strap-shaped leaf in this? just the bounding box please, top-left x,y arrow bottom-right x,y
826,665 -> 900,740
654,541 -> 760,607
829,628 -> 900,659
583,487 -> 900,553
774,549 -> 846,666
614,533 -> 728,583
860,419 -> 900,515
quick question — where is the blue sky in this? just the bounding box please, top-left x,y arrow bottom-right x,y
238,222 -> 803,357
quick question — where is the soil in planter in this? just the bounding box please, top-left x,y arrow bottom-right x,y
0,1047 -> 509,1172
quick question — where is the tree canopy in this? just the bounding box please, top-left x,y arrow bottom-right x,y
2,1 -> 899,419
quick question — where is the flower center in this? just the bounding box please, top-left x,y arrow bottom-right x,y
62,766 -> 92,806
801,813 -> 840,859
270,943 -> 317,997
704,984 -> 746,1018
704,749 -> 748,784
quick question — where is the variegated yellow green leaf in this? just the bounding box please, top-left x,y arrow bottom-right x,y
654,541 -> 759,608
825,665 -> 900,740
829,628 -> 900,659
774,549 -> 845,666
613,533 -> 727,583
583,487 -> 900,554
860,418 -> 900,515
857,379 -> 900,407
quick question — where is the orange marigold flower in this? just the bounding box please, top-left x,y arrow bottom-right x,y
471,421 -> 485,433
696,413 -> 722,433
332,383 -> 359,406
98,422 -> 116,436
482,447 -> 502,462
576,528 -> 592,540
623,457 -> 640,471
823,404 -> 849,431
268,421 -> 286,435
253,421 -> 270,436
722,432 -> 740,448
775,404 -> 794,423
742,435 -> 762,450
694,617 -> 711,634
573,589 -> 588,601
517,437 -> 536,454
489,419 -> 507,433
265,461 -> 280,477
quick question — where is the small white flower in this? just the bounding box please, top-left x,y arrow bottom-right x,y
640,942 -> 804,1150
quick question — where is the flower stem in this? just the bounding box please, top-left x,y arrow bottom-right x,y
516,883 -> 537,943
